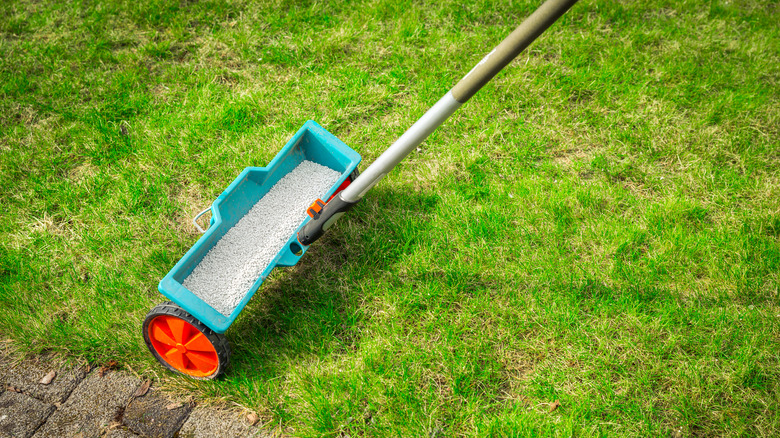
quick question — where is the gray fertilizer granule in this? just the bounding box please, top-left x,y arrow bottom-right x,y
183,160 -> 341,316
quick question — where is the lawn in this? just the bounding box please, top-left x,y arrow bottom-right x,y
1,0 -> 778,435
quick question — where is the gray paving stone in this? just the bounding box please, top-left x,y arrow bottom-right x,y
0,391 -> 55,438
4,354 -> 87,404
102,426 -> 140,437
122,387 -> 192,438
0,344 -> 10,393
179,407 -> 271,438
32,369 -> 141,438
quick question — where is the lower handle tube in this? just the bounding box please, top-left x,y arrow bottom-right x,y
339,91 -> 462,203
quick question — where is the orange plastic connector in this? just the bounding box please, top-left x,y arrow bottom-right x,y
307,199 -> 326,219
147,315 -> 219,378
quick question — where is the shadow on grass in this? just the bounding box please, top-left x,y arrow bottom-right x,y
225,186 -> 440,375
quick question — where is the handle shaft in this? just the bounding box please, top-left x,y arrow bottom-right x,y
339,91 -> 461,203
299,0 -> 578,246
342,0 -> 578,203
451,0 -> 578,103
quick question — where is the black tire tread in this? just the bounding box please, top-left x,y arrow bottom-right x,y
142,301 -> 230,380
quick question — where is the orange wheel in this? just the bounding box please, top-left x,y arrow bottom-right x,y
142,302 -> 229,379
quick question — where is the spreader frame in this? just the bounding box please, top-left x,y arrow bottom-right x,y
157,121 -> 361,333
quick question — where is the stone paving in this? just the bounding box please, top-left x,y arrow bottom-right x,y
0,349 -> 274,438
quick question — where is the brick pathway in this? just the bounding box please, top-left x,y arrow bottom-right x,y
0,348 -> 274,438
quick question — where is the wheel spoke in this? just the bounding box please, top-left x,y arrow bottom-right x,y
165,316 -> 188,343
151,322 -> 177,347
185,351 -> 217,373
165,348 -> 186,370
184,333 -> 214,353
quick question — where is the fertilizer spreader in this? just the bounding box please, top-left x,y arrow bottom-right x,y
143,0 -> 578,379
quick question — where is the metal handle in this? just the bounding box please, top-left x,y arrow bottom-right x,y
192,207 -> 212,234
299,0 -> 578,246
451,0 -> 579,103
341,0 -> 578,203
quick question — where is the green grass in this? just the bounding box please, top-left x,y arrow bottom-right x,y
1,0 -> 779,435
